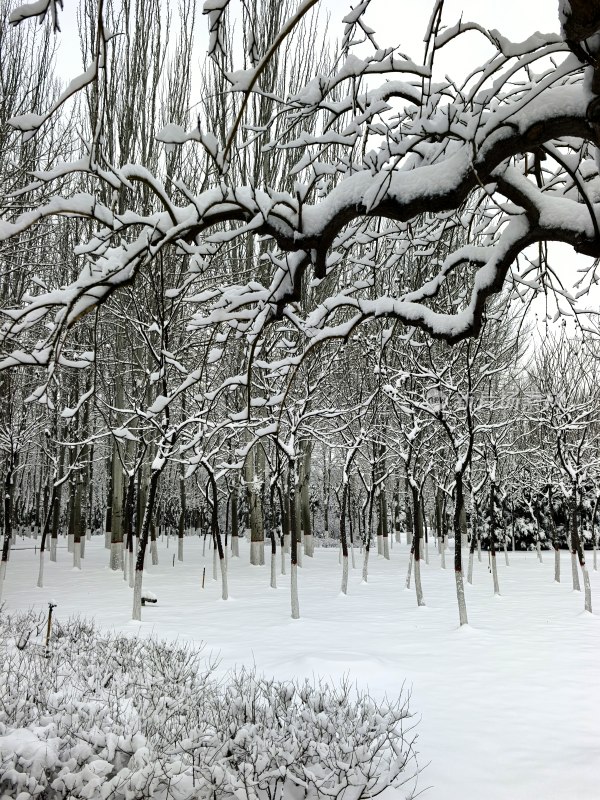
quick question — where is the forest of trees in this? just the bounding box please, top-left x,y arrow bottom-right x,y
1,0 -> 600,625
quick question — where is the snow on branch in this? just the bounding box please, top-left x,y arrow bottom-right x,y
8,0 -> 63,31
2,0 -> 600,388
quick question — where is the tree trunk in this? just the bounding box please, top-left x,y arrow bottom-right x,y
323,447 -> 330,539
289,459 -> 300,618
468,500 -> 479,584
72,475 -> 83,570
570,488 -> 592,612
105,463 -> 113,549
300,440 -> 314,557
394,479 -> 402,543
0,457 -> 15,603
110,447 -> 125,571
132,469 -> 161,621
405,474 -> 413,546
246,445 -> 265,565
362,484 -> 376,583
489,481 -> 500,596
381,484 -> 390,560
547,489 -> 560,582
569,492 -> 581,592
50,463 -> 61,563
178,462 -> 185,562
453,472 -> 468,626
231,487 -> 239,557
37,484 -> 58,588
591,494 -> 599,571
412,484 -> 425,606
340,481 -> 349,595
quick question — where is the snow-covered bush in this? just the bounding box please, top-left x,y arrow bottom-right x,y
0,611 -> 419,799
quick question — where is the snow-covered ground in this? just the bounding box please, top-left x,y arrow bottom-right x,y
3,535 -> 599,800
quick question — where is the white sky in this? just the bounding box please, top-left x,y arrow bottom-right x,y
322,0 -> 560,70
55,1 -> 563,81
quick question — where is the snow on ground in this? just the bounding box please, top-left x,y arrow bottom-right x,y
3,535 -> 599,800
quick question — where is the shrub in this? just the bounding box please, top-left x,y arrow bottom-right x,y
0,610 -> 420,799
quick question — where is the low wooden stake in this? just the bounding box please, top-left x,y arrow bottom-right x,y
45,602 -> 57,659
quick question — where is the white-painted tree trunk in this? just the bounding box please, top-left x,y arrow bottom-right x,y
280,545 -> 286,575
455,569 -> 468,626
220,556 -> 228,600
178,536 -> 184,563
231,535 -> 239,558
477,541 -> 482,562
362,546 -> 369,583
491,551 -> 500,595
572,552 -> 581,591
110,542 -> 122,571
341,554 -> 349,595
291,563 -> 300,619
582,566 -> 592,613
132,569 -> 143,621
304,534 -> 314,558
414,558 -> 425,606
270,552 -> 277,588
213,547 -> 218,581
128,547 -> 134,588
405,552 -> 413,589
504,538 -> 509,566
151,539 -> 159,566
383,537 -> 390,560
80,536 -> 86,558
67,534 -> 73,553
351,542 -> 356,569
73,540 -> 81,570
377,535 -> 383,555
250,540 -> 264,566
467,550 -> 474,584
50,538 -> 57,562
554,548 -> 561,582
537,541 -> 542,563
0,561 -> 6,603
441,540 -> 446,569
37,549 -> 46,588
425,540 -> 429,565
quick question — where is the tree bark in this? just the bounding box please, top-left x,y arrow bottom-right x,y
300,439 -> 313,557
412,484 -> 425,606
289,459 -> 300,618
453,472 -> 468,626
489,480 -> 500,596
340,480 -> 349,595
132,469 -> 161,621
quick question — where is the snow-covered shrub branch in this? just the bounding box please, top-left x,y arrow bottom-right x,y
0,611 -> 420,800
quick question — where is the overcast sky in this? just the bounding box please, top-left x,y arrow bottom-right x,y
54,1 -> 563,80
322,0 -> 560,68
